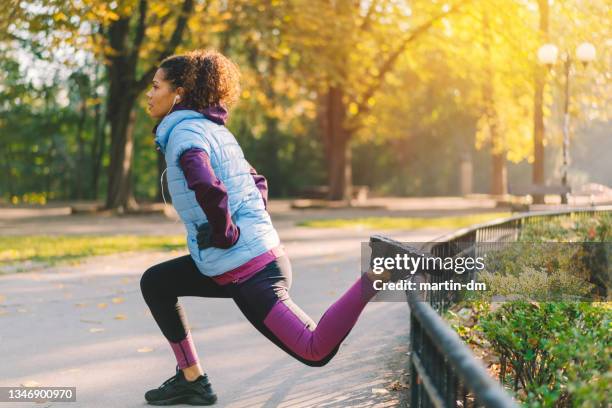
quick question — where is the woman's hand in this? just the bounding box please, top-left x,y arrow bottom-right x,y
196,222 -> 240,250
196,223 -> 213,250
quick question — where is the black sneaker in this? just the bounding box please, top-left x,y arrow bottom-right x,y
144,366 -> 218,406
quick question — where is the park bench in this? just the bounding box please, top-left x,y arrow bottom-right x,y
508,184 -> 571,200
508,184 -> 572,211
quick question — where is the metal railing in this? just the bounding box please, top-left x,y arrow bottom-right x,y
372,205 -> 611,408
432,206 -> 611,245
371,235 -> 517,408
409,299 -> 516,408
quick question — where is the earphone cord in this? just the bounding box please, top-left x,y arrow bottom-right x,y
160,168 -> 168,207
160,167 -> 179,224
158,95 -> 180,224
166,96 -> 179,116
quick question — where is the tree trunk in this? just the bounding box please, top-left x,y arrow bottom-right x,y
321,86 -> 352,201
327,132 -> 351,201
104,15 -> 138,211
90,60 -> 105,201
91,99 -> 105,200
124,109 -> 138,207
491,152 -> 507,195
262,56 -> 282,196
105,97 -> 138,211
481,7 -> 507,196
312,6 -> 463,202
3,146 -> 14,199
74,99 -> 87,200
532,0 -> 549,204
103,0 -> 193,210
263,116 -> 282,196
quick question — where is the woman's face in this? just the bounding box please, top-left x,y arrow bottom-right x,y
146,69 -> 182,119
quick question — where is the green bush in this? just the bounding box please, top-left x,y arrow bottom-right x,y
476,213 -> 611,301
479,266 -> 593,302
480,301 -> 612,407
449,213 -> 611,407
519,213 -> 611,243
477,243 -> 595,301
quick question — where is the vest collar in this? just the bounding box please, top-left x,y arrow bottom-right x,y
153,105 -> 229,153
154,109 -> 204,154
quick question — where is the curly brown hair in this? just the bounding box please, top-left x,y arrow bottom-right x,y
159,49 -> 241,111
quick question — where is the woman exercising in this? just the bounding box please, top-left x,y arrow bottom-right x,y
140,49 -> 388,406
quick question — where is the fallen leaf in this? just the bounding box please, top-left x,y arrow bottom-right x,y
114,314 -> 127,320
97,303 -> 108,309
372,388 -> 389,395
111,297 -> 125,304
388,380 -> 408,391
89,328 -> 105,333
60,368 -> 81,374
137,347 -> 154,353
17,308 -> 28,313
0,295 -> 5,304
74,303 -> 88,308
21,381 -> 40,387
80,319 -> 102,324
120,278 -> 131,284
55,284 -> 65,289
457,308 -> 472,320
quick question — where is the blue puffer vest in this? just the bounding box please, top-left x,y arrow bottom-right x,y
154,109 -> 280,277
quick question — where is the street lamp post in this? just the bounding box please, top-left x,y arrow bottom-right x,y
537,42 -> 596,204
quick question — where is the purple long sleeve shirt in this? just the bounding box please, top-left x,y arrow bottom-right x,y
180,149 -> 270,248
180,149 -> 240,248
250,166 -> 268,210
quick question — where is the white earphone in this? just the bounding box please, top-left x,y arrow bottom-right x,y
165,95 -> 181,116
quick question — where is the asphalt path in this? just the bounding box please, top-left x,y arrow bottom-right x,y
0,209 -> 450,407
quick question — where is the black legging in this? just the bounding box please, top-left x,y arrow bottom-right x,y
140,254 -> 377,367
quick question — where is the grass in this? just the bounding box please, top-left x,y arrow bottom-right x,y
0,212 -> 511,272
298,212 -> 511,230
0,235 -> 186,272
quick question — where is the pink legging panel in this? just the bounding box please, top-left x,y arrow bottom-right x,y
262,274 -> 378,362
